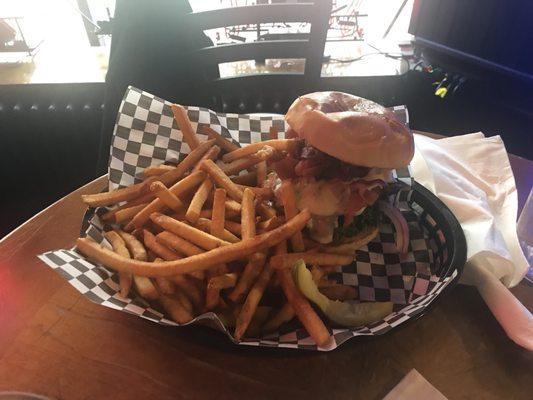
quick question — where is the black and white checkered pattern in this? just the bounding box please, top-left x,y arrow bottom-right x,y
108,87 -> 287,189
39,87 -> 457,351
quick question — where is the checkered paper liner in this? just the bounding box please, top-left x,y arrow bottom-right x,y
39,86 -> 458,351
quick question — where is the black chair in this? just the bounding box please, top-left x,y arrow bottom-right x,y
184,1 -> 332,113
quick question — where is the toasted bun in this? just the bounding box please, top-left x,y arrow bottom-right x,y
285,91 -> 414,169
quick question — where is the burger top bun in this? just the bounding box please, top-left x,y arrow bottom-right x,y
285,91 -> 414,169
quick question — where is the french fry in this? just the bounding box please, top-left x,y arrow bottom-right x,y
195,218 -> 240,243
150,181 -> 184,211
159,294 -> 194,324
143,229 -> 180,261
257,216 -> 283,233
202,125 -> 240,153
117,230 -> 147,261
231,170 -> 257,186
228,253 -> 268,303
280,180 -> 305,252
114,203 -> 148,224
207,273 -> 238,290
225,199 -> 242,214
155,256 -> 196,286
234,240 -> 286,341
101,192 -> 154,223
222,139 -> 297,163
207,188 -> 230,281
168,211 -> 187,221
256,161 -> 267,187
143,164 -> 176,178
221,146 -> 275,176
76,209 -> 312,277
277,268 -> 331,347
319,285 -> 358,301
133,276 -> 159,301
198,208 -> 239,221
262,302 -> 295,333
211,188 -> 226,239
205,290 -> 220,311
104,231 -> 131,258
171,275 -> 204,313
171,104 -> 201,150
223,220 -> 241,237
157,139 -> 215,187
174,288 -> 194,315
131,228 -> 143,241
95,140 -> 210,219
205,272 -> 238,310
150,212 -> 229,250
156,231 -> 202,256
240,188 -> 256,239
185,178 -> 213,223
200,159 -> 244,201
104,230 -> 133,298
126,171 -> 206,230
268,126 -> 279,140
209,263 -> 229,278
192,145 -> 221,172
155,277 -> 176,295
235,184 -> 273,199
118,229 -> 156,301
256,202 -> 277,220
189,270 -> 206,281
82,177 -> 156,208
271,252 -> 353,270
230,187 -> 265,301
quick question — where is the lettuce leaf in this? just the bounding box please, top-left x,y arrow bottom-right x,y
333,205 -> 378,244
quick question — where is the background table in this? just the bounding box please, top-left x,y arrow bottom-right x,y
0,137 -> 531,400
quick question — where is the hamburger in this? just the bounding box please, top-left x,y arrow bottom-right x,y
267,91 -> 414,250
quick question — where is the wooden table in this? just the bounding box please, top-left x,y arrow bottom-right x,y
0,148 -> 531,400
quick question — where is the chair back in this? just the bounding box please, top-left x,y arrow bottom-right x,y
185,1 -> 332,113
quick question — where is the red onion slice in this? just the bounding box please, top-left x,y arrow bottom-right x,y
379,201 -> 410,253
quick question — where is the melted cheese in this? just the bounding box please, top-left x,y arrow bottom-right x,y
294,178 -> 350,216
270,170 -> 387,217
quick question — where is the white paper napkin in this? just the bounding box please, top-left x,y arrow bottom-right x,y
411,132 -> 529,287
383,369 -> 448,400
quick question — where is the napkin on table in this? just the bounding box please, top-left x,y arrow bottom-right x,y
383,369 -> 448,400
411,132 -> 529,287
410,132 -> 532,350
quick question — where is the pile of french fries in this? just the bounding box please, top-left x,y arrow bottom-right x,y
77,104 -> 358,346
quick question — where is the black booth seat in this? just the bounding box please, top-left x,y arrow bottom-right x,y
0,83 -> 105,238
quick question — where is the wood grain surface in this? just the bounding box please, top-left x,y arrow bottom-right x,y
0,135 -> 531,400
